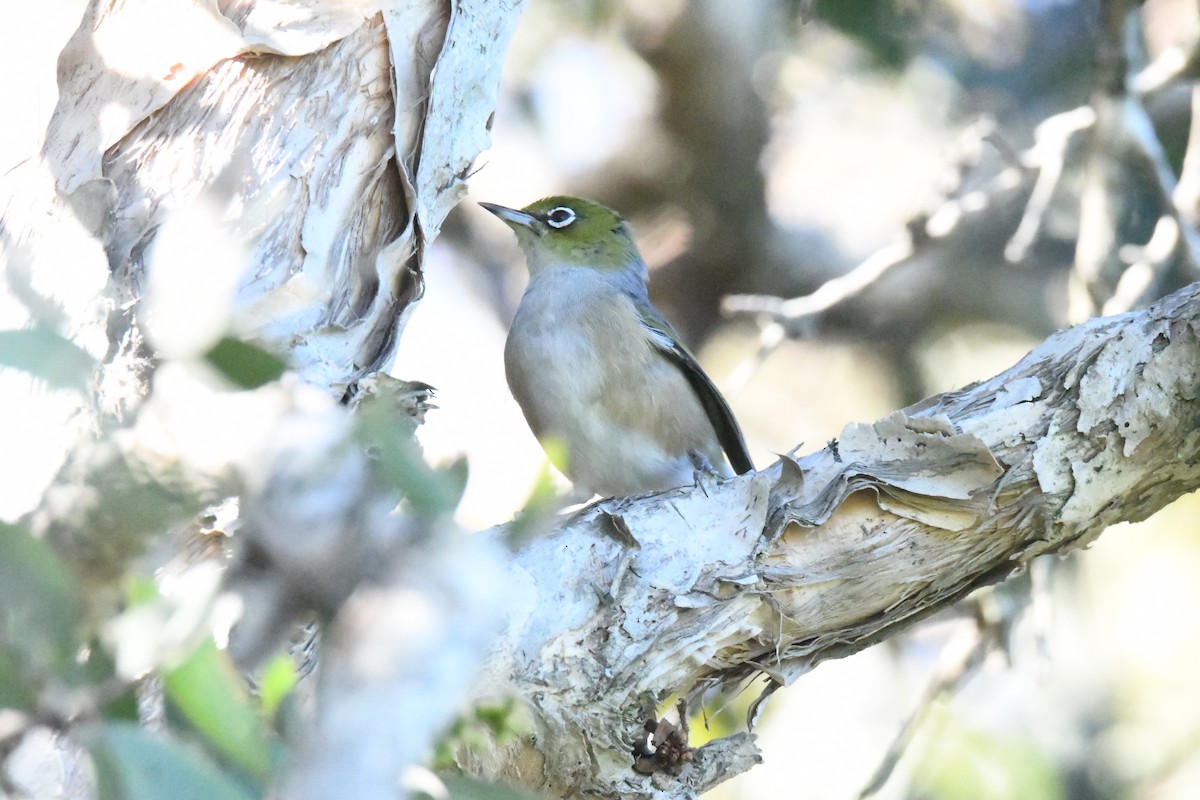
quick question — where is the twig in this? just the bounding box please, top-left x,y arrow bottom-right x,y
1122,94 -> 1200,277
720,118 -> 1034,391
722,118 -> 1004,328
1071,99 -> 1122,322
1130,30 -> 1200,96
1173,86 -> 1200,227
722,240 -> 914,326
723,321 -> 785,396
720,241 -> 913,397
1103,214 -> 1179,315
1006,107 -> 1096,263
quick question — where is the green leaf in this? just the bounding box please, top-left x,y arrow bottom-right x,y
0,648 -> 36,710
125,575 -> 160,607
257,653 -> 297,718
99,684 -> 140,723
0,327 -> 94,389
204,336 -> 286,389
76,638 -> 121,703
0,522 -> 82,680
162,639 -> 273,780
89,721 -> 257,800
355,402 -> 466,515
474,697 -> 522,738
433,700 -> 532,773
506,463 -> 560,547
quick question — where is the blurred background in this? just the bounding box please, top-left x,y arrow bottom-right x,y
392,0 -> 1200,798
4,1 -> 1200,798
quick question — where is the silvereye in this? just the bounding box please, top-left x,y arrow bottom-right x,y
481,196 -> 753,497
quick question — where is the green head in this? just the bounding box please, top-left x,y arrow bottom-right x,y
480,196 -> 642,274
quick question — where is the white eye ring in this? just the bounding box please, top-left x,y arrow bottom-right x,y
545,206 -> 576,228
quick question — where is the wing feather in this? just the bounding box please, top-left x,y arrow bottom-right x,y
637,307 -> 754,475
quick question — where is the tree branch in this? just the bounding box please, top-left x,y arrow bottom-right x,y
475,280 -> 1200,799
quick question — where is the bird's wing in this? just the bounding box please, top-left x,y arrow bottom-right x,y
635,302 -> 754,475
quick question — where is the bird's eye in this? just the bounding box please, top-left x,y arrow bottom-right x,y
545,206 -> 576,228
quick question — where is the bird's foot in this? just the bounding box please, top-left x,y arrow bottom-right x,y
688,451 -> 723,496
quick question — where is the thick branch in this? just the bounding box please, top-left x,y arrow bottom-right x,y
476,280 -> 1200,799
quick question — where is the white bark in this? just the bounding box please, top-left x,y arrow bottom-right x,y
471,280 -> 1200,799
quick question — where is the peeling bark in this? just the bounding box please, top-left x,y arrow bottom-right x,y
5,0 -> 523,415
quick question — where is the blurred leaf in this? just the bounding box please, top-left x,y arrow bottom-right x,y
543,0 -> 616,28
204,336 -> 286,389
433,699 -> 532,773
90,721 -> 257,800
105,566 -> 226,681
162,639 -> 273,780
433,715 -> 466,772
0,649 -> 36,710
0,522 -> 83,680
73,639 -> 122,706
438,456 -> 469,510
355,402 -> 466,515
811,0 -> 914,67
88,725 -> 125,800
474,697 -> 522,738
506,462 -> 560,547
257,653 -> 297,718
125,575 -> 160,607
100,684 -> 140,723
0,327 -> 95,389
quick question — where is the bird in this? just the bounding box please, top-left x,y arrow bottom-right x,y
480,195 -> 753,497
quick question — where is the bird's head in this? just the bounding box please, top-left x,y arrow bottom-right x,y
480,196 -> 642,275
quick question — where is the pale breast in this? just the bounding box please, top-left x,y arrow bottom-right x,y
504,267 -> 723,495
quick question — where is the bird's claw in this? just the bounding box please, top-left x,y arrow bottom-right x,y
689,451 -> 723,496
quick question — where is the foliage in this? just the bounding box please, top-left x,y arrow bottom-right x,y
0,311 -> 519,799
0,517 -> 275,798
432,697 -> 530,772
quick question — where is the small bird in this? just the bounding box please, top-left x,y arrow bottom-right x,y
481,196 -> 753,497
